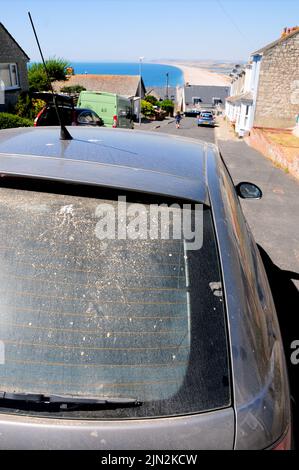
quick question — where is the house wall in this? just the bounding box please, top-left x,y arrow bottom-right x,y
184,85 -> 230,112
254,33 -> 299,128
230,72 -> 245,97
226,69 -> 253,134
176,86 -> 184,112
247,55 -> 262,129
0,25 -> 29,110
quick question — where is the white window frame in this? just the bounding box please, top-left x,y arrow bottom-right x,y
0,63 -> 20,90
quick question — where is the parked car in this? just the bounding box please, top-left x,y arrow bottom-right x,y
197,111 -> 216,127
184,107 -> 200,117
0,126 -> 291,450
32,92 -> 104,127
77,91 -> 134,129
34,105 -> 104,127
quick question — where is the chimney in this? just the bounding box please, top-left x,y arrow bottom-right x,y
281,26 -> 299,38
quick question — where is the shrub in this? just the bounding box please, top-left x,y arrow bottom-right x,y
0,113 -> 33,129
28,64 -> 48,92
28,57 -> 70,92
60,85 -> 86,94
15,92 -> 46,120
31,98 -> 47,117
141,99 -> 155,117
160,99 -> 174,115
144,95 -> 158,106
45,58 -> 70,81
15,92 -> 32,117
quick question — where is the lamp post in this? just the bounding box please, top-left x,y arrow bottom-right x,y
166,72 -> 169,99
138,56 -> 144,126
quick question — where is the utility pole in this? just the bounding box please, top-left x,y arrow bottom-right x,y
166,72 -> 169,99
138,57 -> 144,126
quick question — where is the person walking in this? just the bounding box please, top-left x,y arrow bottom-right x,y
175,111 -> 182,129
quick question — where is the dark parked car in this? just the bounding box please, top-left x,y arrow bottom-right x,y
0,126 -> 291,450
32,92 -> 104,127
34,106 -> 104,127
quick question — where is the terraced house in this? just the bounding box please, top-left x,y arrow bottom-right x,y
0,22 -> 30,111
226,27 -> 299,135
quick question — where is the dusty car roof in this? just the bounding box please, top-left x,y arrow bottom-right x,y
0,127 -> 211,202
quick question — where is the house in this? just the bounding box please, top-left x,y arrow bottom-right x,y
53,74 -> 146,121
225,62 -> 258,135
148,86 -> 177,102
177,85 -> 230,115
253,27 -> 299,128
226,27 -> 299,135
0,22 -> 30,111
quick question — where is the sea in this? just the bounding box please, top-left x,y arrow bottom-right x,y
71,62 -> 184,88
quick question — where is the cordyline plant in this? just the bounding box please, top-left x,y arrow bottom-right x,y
28,57 -> 70,92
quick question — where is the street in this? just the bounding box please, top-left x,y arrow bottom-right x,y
152,115 -> 215,143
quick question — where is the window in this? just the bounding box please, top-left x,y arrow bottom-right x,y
90,111 -> 102,124
201,113 -> 213,119
192,97 -> 202,105
213,98 -> 222,105
38,106 -> 73,126
0,180 -> 230,419
0,63 -> 19,89
77,111 -> 94,124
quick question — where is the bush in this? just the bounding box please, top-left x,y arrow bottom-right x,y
0,113 -> 33,129
160,99 -> 174,115
144,95 -> 158,106
28,64 -> 48,92
15,92 -> 32,117
28,57 -> 70,92
60,85 -> 86,94
141,99 -> 155,117
15,92 -> 46,120
31,98 -> 47,117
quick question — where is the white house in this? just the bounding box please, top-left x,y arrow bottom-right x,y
225,56 -> 262,136
177,84 -> 230,115
226,27 -> 299,134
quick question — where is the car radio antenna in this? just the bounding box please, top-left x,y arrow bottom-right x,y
28,11 -> 73,140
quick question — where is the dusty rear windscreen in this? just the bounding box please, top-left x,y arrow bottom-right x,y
0,185 -> 230,418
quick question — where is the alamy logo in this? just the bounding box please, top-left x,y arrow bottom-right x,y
290,340 -> 299,365
94,196 -> 204,250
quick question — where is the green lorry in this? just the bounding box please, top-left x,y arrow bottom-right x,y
77,91 -> 134,129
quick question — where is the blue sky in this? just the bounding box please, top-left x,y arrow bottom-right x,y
1,0 -> 299,62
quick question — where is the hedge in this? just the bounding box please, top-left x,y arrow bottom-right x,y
0,113 -> 33,129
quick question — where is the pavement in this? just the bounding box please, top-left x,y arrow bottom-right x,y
217,139 -> 299,287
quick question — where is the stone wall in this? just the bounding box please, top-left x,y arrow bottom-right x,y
254,33 -> 299,129
0,24 -> 29,110
246,128 -> 299,180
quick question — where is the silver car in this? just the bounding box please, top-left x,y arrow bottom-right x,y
0,126 -> 291,450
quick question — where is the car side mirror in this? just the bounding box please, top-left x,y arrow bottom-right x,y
235,182 -> 262,199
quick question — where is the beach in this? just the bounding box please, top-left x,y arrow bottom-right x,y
67,61 -> 231,87
159,61 -> 231,86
